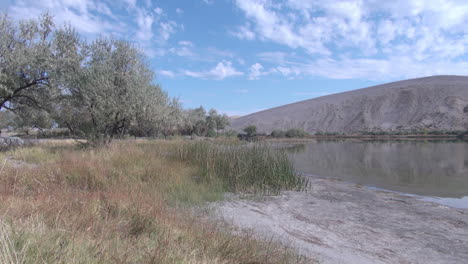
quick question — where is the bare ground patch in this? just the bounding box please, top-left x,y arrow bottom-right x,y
216,178 -> 468,264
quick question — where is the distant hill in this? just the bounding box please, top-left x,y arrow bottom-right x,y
229,115 -> 242,120
230,76 -> 468,134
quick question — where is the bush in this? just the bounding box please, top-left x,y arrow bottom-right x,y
285,128 -> 308,138
270,129 -> 286,138
243,125 -> 257,137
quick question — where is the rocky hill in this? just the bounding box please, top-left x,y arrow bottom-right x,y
230,76 -> 468,134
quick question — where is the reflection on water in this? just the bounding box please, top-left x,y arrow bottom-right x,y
285,140 -> 468,200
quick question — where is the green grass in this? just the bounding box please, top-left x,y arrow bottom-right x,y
174,141 -> 308,194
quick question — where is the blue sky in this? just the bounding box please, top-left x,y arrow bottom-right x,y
1,0 -> 468,116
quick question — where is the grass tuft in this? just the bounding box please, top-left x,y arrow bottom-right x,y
175,141 -> 308,194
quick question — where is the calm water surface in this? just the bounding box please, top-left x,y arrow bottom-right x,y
283,140 -> 468,209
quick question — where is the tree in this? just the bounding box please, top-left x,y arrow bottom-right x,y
56,37 -> 158,145
181,106 -> 207,137
206,109 -> 218,135
243,125 -> 257,137
129,85 -> 181,138
206,109 -> 230,136
157,98 -> 183,139
0,13 -> 80,112
215,113 -> 230,135
1,14 -> 208,144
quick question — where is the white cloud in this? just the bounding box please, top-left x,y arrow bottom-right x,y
169,41 -> 196,57
235,0 -> 468,80
178,41 -> 193,46
124,0 -> 137,8
154,7 -> 164,15
235,0 -> 330,55
183,61 -> 244,80
8,1 -> 122,35
248,63 -> 267,80
159,70 -> 176,78
273,66 -> 301,78
261,55 -> 468,81
170,43 -> 196,57
159,21 -> 177,41
135,11 -> 154,41
6,0 -> 468,82
232,24 -> 256,40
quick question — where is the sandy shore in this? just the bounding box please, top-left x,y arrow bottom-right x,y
216,178 -> 468,264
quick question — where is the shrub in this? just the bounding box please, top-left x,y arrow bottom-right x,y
243,125 -> 257,137
270,129 -> 286,138
285,128 -> 308,138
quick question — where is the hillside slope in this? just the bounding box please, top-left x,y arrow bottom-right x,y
230,76 -> 468,134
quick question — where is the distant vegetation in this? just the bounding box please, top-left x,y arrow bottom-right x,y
237,125 -> 466,140
270,129 -> 309,138
239,126 -> 310,139
359,129 -> 467,136
243,125 -> 258,137
238,126 -> 310,140
285,128 -> 308,138
0,13 -> 229,145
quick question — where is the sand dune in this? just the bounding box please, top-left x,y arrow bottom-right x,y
230,75 -> 468,133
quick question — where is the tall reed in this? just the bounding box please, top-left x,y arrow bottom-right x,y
175,141 -> 307,194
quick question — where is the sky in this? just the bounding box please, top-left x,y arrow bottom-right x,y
1,0 -> 467,116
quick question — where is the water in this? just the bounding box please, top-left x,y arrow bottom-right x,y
283,140 -> 468,209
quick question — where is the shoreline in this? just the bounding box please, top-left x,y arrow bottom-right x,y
263,134 -> 464,142
216,177 -> 468,264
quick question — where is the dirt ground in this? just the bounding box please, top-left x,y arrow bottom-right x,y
216,178 -> 468,264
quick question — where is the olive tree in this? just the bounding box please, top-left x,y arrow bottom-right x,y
158,98 -> 183,138
1,13 -> 183,144
0,13 -> 80,112
57,38 -> 159,145
181,107 -> 207,137
180,107 -> 229,137
206,109 -> 229,136
129,84 -> 181,138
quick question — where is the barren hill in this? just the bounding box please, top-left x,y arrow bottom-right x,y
230,76 -> 468,134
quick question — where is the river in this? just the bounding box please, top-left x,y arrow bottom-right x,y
284,139 -> 468,209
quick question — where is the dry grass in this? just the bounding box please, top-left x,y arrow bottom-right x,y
0,140 -> 310,264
